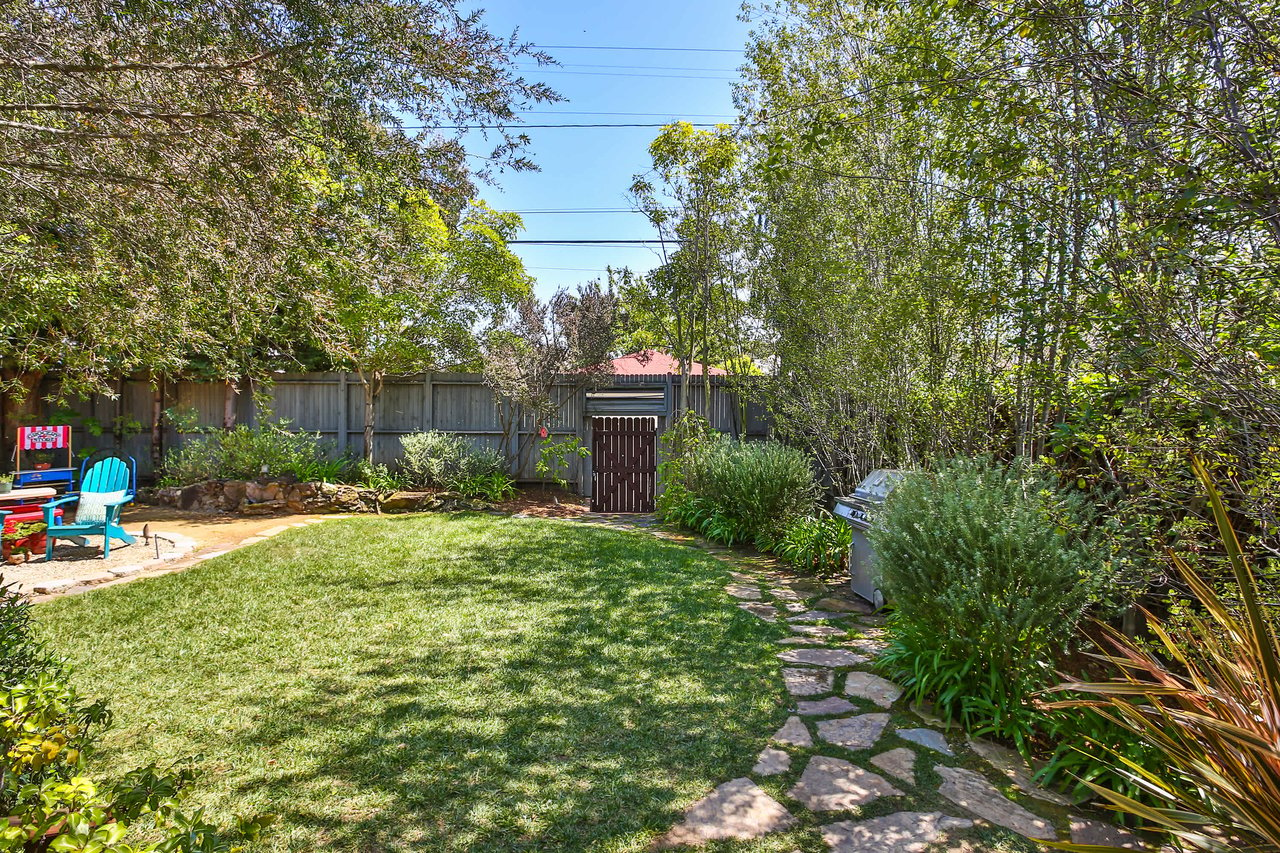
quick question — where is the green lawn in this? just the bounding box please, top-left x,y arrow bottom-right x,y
35,514 -> 785,852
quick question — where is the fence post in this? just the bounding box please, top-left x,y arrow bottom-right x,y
422,372 -> 433,432
336,372 -> 348,453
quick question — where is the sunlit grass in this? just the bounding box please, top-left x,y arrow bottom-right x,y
36,513 -> 785,852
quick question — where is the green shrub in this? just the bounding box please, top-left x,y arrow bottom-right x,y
0,577 -> 269,850
400,430 -> 507,492
664,435 -> 817,548
159,422 -> 342,485
872,456 -> 1113,752
771,512 -> 851,573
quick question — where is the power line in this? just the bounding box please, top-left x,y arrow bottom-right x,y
536,44 -> 744,53
508,239 -> 677,245
516,62 -> 738,73
521,110 -> 736,118
400,123 -> 721,130
514,69 -> 735,81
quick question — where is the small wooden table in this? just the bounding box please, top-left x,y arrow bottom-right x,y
0,487 -> 56,506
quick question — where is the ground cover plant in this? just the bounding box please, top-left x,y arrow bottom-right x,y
34,514 -> 784,852
872,457 -> 1115,753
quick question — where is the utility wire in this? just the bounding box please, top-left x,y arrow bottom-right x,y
400,123 -> 721,129
535,44 -> 744,53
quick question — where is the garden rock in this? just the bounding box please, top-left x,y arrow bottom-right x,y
816,597 -> 870,613
655,778 -> 795,848
844,672 -> 903,708
782,667 -> 834,696
753,747 -> 791,776
896,728 -> 953,756
1069,817 -> 1143,848
788,610 -> 848,623
967,737 -> 1072,806
790,624 -> 846,638
935,765 -> 1056,840
797,696 -> 857,716
739,602 -> 778,622
815,713 -> 890,750
821,812 -> 974,853
870,748 -> 917,785
787,755 -> 903,811
777,648 -> 868,668
771,716 -> 813,747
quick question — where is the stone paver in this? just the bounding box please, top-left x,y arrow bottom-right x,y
782,601 -> 808,612
870,747 -> 917,785
656,777 -> 796,848
822,812 -> 974,853
726,584 -> 762,600
788,755 -> 903,811
771,715 -> 813,747
815,597 -> 871,613
846,637 -> 889,655
782,667 -> 834,696
1069,817 -> 1143,848
815,713 -> 890,750
791,624 -> 847,638
844,672 -> 903,708
967,737 -> 1072,805
739,602 -> 778,622
788,610 -> 848,622
897,727 -> 953,756
797,696 -> 857,716
769,587 -> 808,601
753,746 -> 792,776
777,648 -> 869,668
935,765 -> 1056,840
728,571 -> 755,582
777,636 -> 825,645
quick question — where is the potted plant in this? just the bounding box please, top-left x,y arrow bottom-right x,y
0,474 -> 11,494
32,451 -> 52,471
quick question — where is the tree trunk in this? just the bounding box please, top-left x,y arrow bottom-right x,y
223,378 -> 238,429
360,370 -> 382,464
150,375 -> 165,475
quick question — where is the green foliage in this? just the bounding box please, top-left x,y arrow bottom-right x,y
349,461 -> 405,492
770,512 -> 851,574
535,436 -> 590,491
1046,460 -> 1280,851
872,457 -> 1114,751
399,431 -> 507,493
158,423 -> 343,485
0,579 -> 266,851
455,471 -> 517,502
658,418 -> 817,549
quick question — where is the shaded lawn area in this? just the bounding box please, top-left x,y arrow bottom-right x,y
35,514 -> 786,852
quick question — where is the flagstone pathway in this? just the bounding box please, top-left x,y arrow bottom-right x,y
574,511 -> 1147,852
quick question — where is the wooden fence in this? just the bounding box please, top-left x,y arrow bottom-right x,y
35,372 -> 769,490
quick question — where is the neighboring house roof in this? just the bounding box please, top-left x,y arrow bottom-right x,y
610,350 -> 728,376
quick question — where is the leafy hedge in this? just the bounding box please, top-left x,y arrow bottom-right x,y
400,431 -> 515,501
871,456 -> 1115,751
658,417 -> 818,552
158,423 -> 348,485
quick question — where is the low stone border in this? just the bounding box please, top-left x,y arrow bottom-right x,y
142,479 -> 492,516
28,531 -> 198,595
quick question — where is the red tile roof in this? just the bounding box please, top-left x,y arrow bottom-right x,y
610,350 -> 728,376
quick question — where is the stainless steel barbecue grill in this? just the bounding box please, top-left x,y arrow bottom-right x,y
833,469 -> 905,610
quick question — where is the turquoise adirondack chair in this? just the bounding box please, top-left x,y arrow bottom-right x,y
42,456 -> 137,559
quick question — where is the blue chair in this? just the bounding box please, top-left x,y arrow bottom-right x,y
41,456 -> 137,560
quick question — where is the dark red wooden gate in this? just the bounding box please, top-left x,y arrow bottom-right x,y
590,416 -> 656,512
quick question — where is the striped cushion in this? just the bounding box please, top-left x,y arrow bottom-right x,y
75,490 -> 128,525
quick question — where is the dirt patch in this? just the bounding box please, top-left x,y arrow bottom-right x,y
496,487 -> 588,518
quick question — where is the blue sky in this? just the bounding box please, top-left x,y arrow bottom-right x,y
459,0 -> 751,297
